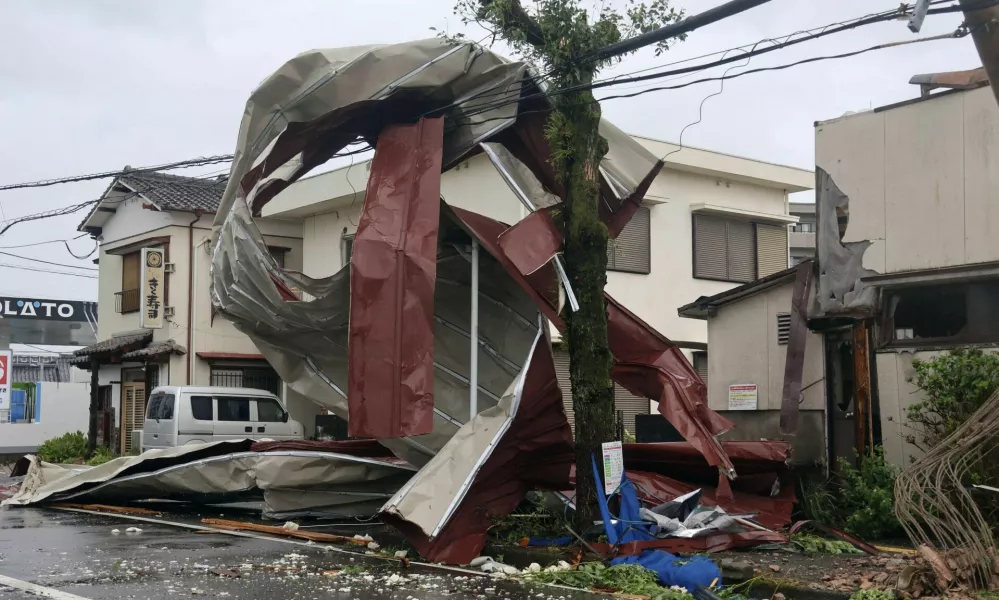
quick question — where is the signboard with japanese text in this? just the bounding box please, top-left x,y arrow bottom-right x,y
728,383 -> 758,411
140,247 -> 165,329
0,350 -> 11,410
601,440 -> 624,496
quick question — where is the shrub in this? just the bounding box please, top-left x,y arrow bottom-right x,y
801,446 -> 902,540
907,348 -> 999,523
906,348 -> 999,452
86,447 -> 114,466
36,431 -> 88,464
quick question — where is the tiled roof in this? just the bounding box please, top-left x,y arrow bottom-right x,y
118,171 -> 227,213
121,339 -> 187,360
72,331 -> 152,357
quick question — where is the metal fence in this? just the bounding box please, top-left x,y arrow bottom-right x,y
210,367 -> 281,395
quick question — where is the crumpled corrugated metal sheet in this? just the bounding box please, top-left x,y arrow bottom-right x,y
208,38 -> 737,563
381,331 -> 574,563
3,442 -> 416,520
347,118 -> 445,439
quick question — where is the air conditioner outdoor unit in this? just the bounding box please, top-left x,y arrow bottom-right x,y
131,429 -> 144,454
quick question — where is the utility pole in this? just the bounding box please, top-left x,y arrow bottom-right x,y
465,0 -> 772,530
961,0 -> 999,105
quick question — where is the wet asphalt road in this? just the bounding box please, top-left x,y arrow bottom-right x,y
0,507 -> 600,600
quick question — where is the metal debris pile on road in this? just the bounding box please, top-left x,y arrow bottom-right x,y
3,38 -> 800,566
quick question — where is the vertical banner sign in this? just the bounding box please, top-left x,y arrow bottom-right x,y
140,248 -> 165,329
0,350 -> 11,411
601,440 -> 624,496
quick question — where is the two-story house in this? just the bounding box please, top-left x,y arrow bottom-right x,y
262,135 -> 813,434
72,169 -> 306,453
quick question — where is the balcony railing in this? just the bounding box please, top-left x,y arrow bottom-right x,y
115,289 -> 140,314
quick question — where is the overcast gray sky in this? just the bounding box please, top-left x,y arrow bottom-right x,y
0,0 -> 981,301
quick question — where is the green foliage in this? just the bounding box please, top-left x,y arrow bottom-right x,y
906,348 -> 999,452
444,0 -> 685,85
86,447 -> 114,466
800,447 -> 903,540
849,589 -> 894,600
527,562 -> 694,600
790,534 -> 862,555
36,431 -> 88,464
489,494 -> 568,543
338,565 -> 366,576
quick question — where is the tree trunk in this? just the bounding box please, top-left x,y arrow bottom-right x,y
558,88 -> 617,530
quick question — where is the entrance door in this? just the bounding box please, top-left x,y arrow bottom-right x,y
120,382 -> 147,455
825,331 -> 856,468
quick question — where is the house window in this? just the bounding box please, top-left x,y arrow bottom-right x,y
267,246 -> 287,269
692,351 -> 708,385
117,251 -> 141,314
607,206 -> 651,274
885,280 -> 999,345
792,222 -> 815,233
777,313 -> 792,345
693,214 -> 788,282
342,235 -> 354,268
210,365 -> 281,396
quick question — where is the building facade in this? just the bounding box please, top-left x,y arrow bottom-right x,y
74,170 -> 312,453
264,135 -> 812,433
789,202 -> 816,264
815,78 -> 999,467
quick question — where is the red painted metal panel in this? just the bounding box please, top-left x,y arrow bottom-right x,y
347,117 -> 444,439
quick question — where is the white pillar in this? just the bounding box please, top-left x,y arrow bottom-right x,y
470,239 -> 479,420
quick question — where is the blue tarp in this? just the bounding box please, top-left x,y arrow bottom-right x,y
592,455 -> 721,591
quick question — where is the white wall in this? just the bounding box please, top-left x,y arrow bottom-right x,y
294,155 -> 794,349
95,207 -> 302,389
0,382 -> 91,452
816,86 -> 999,274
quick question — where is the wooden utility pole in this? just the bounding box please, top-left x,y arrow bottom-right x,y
87,357 -> 99,457
961,0 -> 999,105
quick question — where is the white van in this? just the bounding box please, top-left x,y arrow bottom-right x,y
141,386 -> 304,451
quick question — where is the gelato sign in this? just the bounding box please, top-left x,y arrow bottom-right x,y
0,297 -> 92,320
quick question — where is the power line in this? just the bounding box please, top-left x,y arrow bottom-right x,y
436,0 -> 984,128
0,250 -> 98,271
0,262 -> 98,279
0,155 -> 234,192
0,233 -> 89,249
441,28 -> 967,137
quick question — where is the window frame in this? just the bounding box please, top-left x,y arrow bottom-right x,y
255,398 -> 287,423
607,205 -> 652,275
216,396 -> 252,422
190,395 -> 214,421
691,214 -> 759,284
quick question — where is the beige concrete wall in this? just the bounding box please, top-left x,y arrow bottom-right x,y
706,282 -> 825,412
703,281 -> 826,463
816,86 -> 999,274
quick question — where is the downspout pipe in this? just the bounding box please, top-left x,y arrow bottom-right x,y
186,210 -> 204,385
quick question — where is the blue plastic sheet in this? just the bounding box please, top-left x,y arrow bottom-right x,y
525,536 -> 572,547
612,551 -> 721,591
591,455 -> 656,545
